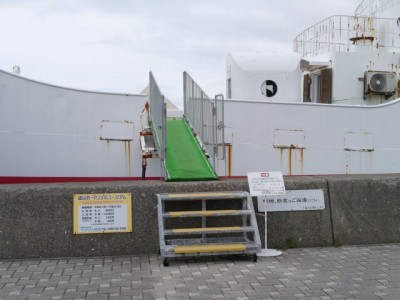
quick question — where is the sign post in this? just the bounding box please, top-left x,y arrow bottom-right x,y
248,171 -> 285,257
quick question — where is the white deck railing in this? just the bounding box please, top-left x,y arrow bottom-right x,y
293,15 -> 400,58
355,0 -> 400,16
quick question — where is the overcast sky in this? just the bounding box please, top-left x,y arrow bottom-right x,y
0,0 -> 360,107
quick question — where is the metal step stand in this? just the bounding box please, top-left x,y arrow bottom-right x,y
157,191 -> 261,266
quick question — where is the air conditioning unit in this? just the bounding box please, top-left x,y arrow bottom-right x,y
364,71 -> 397,95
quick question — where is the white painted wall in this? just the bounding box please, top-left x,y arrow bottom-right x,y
0,70 -> 161,178
329,51 -> 398,105
227,52 -> 302,102
216,98 -> 400,176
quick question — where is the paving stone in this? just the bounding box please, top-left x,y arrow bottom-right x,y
62,291 -> 87,299
98,286 -> 120,294
15,279 -> 39,286
85,295 -> 108,300
222,290 -> 247,297
0,245 -> 400,299
41,287 -> 66,296
120,287 -> 143,297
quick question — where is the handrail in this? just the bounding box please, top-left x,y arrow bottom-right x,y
149,71 -> 167,178
183,72 -> 225,168
355,0 -> 400,16
214,94 -> 225,161
293,15 -> 400,58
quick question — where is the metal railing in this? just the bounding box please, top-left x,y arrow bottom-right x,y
183,72 -> 225,168
355,0 -> 400,16
149,71 -> 167,177
293,15 -> 400,58
214,94 -> 225,161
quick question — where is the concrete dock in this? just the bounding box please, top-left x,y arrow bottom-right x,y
1,244 -> 399,300
1,175 -> 400,298
1,175 -> 400,259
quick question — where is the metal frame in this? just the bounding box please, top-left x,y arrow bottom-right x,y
355,0 -> 400,16
149,72 -> 167,179
293,15 -> 400,58
157,191 -> 261,265
183,72 -> 225,168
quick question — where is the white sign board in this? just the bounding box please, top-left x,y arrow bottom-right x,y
73,193 -> 132,234
257,190 -> 325,212
247,171 -> 286,196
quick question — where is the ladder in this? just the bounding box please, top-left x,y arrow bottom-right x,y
157,191 -> 261,266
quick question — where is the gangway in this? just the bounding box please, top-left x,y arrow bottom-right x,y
146,71 -> 222,181
157,191 -> 261,266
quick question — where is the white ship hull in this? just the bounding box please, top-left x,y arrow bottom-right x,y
2,0 -> 400,183
0,70 -> 161,183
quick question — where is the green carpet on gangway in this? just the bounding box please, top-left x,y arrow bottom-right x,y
165,119 -> 218,181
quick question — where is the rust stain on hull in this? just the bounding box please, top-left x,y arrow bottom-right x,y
277,145 -> 305,176
300,148 -> 304,174
124,141 -> 132,177
227,143 -> 232,177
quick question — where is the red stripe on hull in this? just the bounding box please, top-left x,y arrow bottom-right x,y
0,177 -> 162,184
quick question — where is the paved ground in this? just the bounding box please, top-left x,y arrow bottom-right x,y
0,244 -> 399,300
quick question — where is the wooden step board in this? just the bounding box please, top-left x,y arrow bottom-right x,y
174,243 -> 246,254
165,226 -> 254,235
159,192 -> 247,201
166,210 -> 251,218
